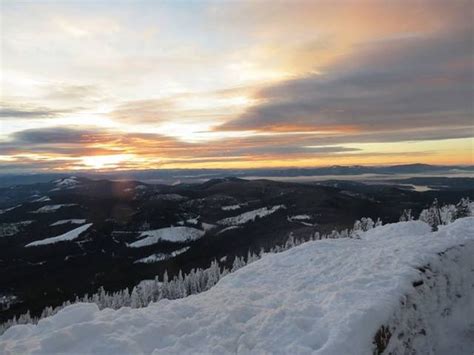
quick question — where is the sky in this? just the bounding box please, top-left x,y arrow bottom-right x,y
0,0 -> 473,172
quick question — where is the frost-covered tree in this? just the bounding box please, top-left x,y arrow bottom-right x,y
419,199 -> 443,230
375,218 -> 383,227
455,197 -> 471,219
360,217 -> 375,231
439,204 -> 456,225
399,209 -> 413,222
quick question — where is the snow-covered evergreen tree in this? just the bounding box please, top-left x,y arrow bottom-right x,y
455,197 -> 471,219
399,209 -> 413,222
419,199 -> 443,230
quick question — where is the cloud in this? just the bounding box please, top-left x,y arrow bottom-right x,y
0,104 -> 67,119
1,1 -> 472,171
111,87 -> 258,125
45,84 -> 102,101
219,26 -> 473,142
1,124 -> 471,172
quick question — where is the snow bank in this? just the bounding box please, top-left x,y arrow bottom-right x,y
2,218 -> 473,354
217,205 -> 285,226
360,220 -> 431,240
128,227 -> 205,247
25,223 -> 93,247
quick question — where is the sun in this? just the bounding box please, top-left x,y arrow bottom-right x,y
79,154 -> 132,170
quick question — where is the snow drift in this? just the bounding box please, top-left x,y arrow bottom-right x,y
1,218 -> 473,354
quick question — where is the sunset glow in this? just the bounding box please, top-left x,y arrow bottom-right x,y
0,0 -> 472,172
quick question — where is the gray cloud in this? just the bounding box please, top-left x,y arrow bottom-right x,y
220,27 -> 473,140
0,103 -> 81,120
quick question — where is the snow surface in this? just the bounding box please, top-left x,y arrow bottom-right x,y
4,218 -> 473,354
134,247 -> 191,264
128,227 -> 205,247
50,219 -> 86,227
217,205 -> 285,226
31,204 -> 77,213
25,223 -> 93,247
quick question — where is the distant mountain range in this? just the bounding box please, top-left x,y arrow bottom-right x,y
0,164 -> 472,187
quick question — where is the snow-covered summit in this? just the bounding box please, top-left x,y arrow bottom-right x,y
52,176 -> 81,190
1,218 -> 473,354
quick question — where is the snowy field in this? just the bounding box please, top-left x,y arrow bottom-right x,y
52,177 -> 81,189
217,205 -> 285,226
50,219 -> 86,227
128,226 -> 205,247
25,223 -> 93,247
134,247 -> 191,264
1,218 -> 473,354
31,204 -> 77,213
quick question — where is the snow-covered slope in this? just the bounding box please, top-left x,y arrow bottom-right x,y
25,223 -> 93,247
128,226 -> 205,247
52,176 -> 81,189
31,204 -> 77,213
134,247 -> 191,264
50,219 -> 86,227
217,205 -> 285,226
2,218 -> 473,354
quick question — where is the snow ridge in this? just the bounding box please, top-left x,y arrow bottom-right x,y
3,218 -> 472,354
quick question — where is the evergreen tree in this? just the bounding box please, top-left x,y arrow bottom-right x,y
455,197 -> 471,219
399,209 -> 413,222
